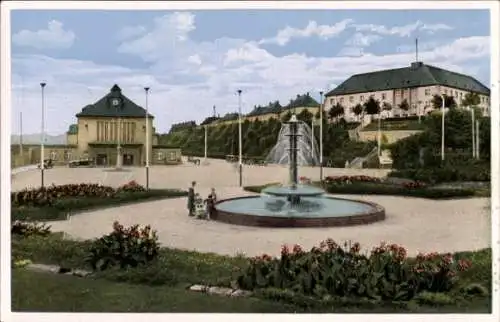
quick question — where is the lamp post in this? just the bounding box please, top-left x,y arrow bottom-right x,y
377,110 -> 382,156
310,119 -> 314,161
237,89 -> 243,187
476,120 -> 480,160
319,91 -> 324,182
440,94 -> 445,161
116,106 -> 122,169
144,87 -> 150,190
204,125 -> 208,161
471,107 -> 476,158
40,82 -> 46,187
20,112 -> 23,159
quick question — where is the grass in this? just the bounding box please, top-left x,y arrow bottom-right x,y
12,189 -> 188,222
360,119 -> 426,132
11,234 -> 492,313
12,269 -> 491,313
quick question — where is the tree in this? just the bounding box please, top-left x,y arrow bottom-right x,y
382,102 -> 392,112
431,94 -> 457,110
363,97 -> 381,116
352,104 -> 363,121
461,92 -> 481,108
297,109 -> 313,124
328,103 -> 345,121
398,99 -> 410,113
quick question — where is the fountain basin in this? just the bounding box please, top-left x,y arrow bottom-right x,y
213,196 -> 385,228
262,185 -> 325,197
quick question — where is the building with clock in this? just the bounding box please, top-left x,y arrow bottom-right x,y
11,84 -> 182,168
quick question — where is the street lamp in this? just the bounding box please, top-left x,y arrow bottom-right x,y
310,119 -> 314,160
40,82 -> 46,187
471,107 -> 476,158
204,125 -> 208,162
237,89 -> 243,187
116,105 -> 122,170
144,87 -> 150,190
319,91 -> 324,182
377,109 -> 382,157
440,94 -> 445,161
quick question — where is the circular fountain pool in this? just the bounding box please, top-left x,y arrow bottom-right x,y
213,186 -> 385,228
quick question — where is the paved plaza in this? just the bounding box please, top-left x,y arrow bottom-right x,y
12,159 -> 491,257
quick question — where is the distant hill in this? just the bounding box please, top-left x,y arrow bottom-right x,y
11,133 -> 67,145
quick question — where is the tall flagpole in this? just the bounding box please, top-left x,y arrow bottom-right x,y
319,91 -> 324,182
144,87 -> 150,190
237,89 -> 243,187
40,82 -> 46,187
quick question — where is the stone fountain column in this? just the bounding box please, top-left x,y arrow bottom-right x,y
287,114 -> 300,189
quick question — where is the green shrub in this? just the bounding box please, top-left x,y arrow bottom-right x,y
237,240 -> 473,302
389,164 -> 490,184
86,222 -> 160,271
11,221 -> 51,237
323,182 -> 475,199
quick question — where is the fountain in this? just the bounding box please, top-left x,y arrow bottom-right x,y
266,117 -> 319,166
213,114 -> 385,228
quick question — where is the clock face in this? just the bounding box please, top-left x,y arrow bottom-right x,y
111,98 -> 120,106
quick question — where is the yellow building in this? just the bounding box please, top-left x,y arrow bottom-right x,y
12,85 -> 182,168
325,61 -> 491,122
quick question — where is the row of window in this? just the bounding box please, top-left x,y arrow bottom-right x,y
96,121 -> 136,143
331,89 -> 489,106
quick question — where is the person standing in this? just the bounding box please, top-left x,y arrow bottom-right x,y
187,181 -> 196,216
205,188 -> 217,220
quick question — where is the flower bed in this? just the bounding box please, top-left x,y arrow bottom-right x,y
237,240 -> 473,302
12,182 -> 188,221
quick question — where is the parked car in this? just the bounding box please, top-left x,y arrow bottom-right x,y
68,158 -> 95,168
37,159 -> 53,169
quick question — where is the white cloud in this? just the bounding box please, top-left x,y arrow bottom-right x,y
345,32 -> 382,47
11,12 -> 489,136
259,19 -> 353,46
421,23 -> 453,33
12,20 -> 75,50
187,54 -> 202,65
353,20 -> 453,37
117,25 -> 147,40
353,20 -> 423,37
337,47 -> 365,57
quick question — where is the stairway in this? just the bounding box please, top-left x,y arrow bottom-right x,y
348,147 -> 378,169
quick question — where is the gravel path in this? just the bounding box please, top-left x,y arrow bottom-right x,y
12,159 -> 491,257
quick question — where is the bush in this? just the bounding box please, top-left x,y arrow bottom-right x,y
323,175 -> 382,185
389,164 -> 490,184
11,221 -> 51,237
12,183 -> 116,208
237,240 -> 472,302
323,182 -> 475,199
12,185 -> 188,222
86,222 -> 160,271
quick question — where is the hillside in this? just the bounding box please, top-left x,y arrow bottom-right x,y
160,111 -> 376,167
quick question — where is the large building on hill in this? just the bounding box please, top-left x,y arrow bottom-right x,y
324,61 -> 491,122
12,85 -> 181,168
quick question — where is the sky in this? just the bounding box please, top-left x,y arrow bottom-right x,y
10,9 -> 491,135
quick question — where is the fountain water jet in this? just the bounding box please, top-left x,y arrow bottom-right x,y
213,114 -> 385,227
266,117 -> 319,167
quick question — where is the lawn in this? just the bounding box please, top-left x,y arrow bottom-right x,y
11,234 -> 492,313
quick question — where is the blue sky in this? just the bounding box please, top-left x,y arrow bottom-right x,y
10,9 -> 491,135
